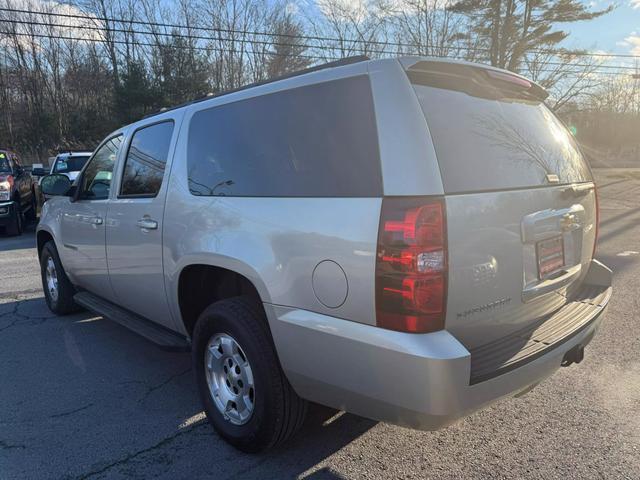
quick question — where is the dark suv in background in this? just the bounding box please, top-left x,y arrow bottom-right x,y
0,149 -> 37,235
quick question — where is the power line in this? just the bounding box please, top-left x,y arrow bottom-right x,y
531,61 -> 639,71
0,29 -> 633,77
0,6 -> 424,49
1,6 -> 640,61
0,30 -> 328,61
0,17 -> 472,60
1,16 -> 638,75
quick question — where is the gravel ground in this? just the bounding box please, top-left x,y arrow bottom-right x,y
0,169 -> 638,480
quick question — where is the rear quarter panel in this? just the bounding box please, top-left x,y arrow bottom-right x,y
367,59 -> 444,196
163,194 -> 381,333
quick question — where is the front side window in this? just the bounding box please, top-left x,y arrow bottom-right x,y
120,121 -> 174,197
79,136 -> 122,200
186,75 -> 382,197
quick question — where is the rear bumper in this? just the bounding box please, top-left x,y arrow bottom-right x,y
266,259 -> 612,430
0,201 -> 17,226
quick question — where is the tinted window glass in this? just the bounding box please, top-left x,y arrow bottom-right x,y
54,155 -> 90,173
0,153 -> 10,173
121,121 -> 174,196
80,136 -> 122,200
410,68 -> 592,193
187,76 -> 381,197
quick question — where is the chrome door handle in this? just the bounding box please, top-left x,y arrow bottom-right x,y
562,183 -> 594,198
91,217 -> 103,225
136,218 -> 158,230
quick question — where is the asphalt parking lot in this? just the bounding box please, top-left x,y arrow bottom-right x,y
1,169 -> 639,480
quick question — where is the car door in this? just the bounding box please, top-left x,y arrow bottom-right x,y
10,154 -> 31,207
59,135 -> 123,300
106,119 -> 178,329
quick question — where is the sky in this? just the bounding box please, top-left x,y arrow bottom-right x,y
562,0 -> 640,60
4,0 -> 640,68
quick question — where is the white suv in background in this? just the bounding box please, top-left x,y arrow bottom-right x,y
48,151 -> 93,181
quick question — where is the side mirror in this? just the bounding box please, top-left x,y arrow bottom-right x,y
40,174 -> 72,197
32,167 -> 46,176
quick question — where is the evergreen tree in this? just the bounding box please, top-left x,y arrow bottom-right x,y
114,61 -> 158,124
154,33 -> 211,107
450,0 -> 613,70
266,14 -> 312,79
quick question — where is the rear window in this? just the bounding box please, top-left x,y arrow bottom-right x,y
408,63 -> 592,193
54,155 -> 90,173
187,75 -> 382,197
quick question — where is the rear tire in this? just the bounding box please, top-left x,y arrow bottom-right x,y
192,296 -> 307,453
40,241 -> 78,314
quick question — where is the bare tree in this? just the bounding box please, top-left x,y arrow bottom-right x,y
388,0 -> 466,58
524,51 -> 604,111
302,0 -> 391,60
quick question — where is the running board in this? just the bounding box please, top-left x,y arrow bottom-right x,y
74,292 -> 190,352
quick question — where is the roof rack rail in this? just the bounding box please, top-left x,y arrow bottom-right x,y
142,55 -> 370,120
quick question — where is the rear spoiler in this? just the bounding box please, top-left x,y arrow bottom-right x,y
404,60 -> 549,102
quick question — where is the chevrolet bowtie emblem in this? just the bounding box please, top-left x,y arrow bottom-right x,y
560,213 -> 579,231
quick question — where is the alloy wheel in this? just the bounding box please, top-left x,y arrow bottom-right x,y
205,333 -> 255,425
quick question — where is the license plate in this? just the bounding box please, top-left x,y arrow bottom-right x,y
537,236 -> 565,279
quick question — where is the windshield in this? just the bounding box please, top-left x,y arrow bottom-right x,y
54,155 -> 90,174
0,153 -> 10,173
408,64 -> 592,193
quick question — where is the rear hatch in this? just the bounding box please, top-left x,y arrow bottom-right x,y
406,61 -> 598,350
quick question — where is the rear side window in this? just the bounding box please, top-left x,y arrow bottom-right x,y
187,75 -> 382,197
409,63 -> 592,193
121,121 -> 174,197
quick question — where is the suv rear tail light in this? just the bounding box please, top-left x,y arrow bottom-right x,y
486,69 -> 532,89
375,197 -> 447,333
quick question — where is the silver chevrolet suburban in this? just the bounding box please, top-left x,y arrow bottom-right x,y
37,56 -> 612,453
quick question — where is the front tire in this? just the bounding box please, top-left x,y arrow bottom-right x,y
25,191 -> 37,221
40,241 -> 78,314
192,296 -> 307,453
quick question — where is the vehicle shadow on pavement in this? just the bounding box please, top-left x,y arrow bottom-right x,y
0,223 -> 37,252
597,215 -> 640,245
596,253 -> 640,278
267,405 -> 378,477
1,296 -> 377,480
